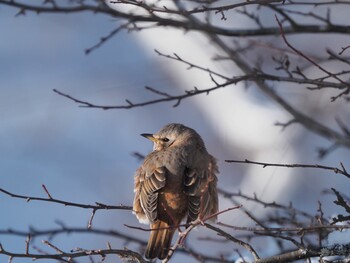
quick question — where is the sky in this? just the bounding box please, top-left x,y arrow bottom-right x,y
1,1 -> 350,262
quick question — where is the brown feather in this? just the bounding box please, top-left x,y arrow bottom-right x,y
145,220 -> 175,260
139,167 -> 166,222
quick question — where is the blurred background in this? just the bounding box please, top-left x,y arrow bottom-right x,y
1,1 -> 349,262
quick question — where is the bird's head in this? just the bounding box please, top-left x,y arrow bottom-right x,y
141,123 -> 204,151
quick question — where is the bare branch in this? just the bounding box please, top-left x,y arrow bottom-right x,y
204,223 -> 260,260
331,188 -> 350,224
339,44 -> 350,55
87,209 -> 97,229
217,222 -> 350,233
0,243 -> 147,263
42,240 -> 64,254
275,15 -> 350,101
41,184 -> 53,199
85,22 -> 134,55
52,76 -> 247,109
225,159 -> 350,178
0,187 -> 132,210
25,235 -> 30,255
218,188 -> 315,220
124,206 -> 240,232
254,248 -> 320,263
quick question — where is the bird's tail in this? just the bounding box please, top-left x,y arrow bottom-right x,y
145,220 -> 175,260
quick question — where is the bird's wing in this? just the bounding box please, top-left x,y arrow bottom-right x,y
183,168 -> 201,222
184,155 -> 219,223
136,166 -> 166,223
133,167 -> 148,224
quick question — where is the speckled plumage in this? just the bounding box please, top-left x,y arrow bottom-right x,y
133,123 -> 219,260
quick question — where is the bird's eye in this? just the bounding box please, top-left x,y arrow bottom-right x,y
161,138 -> 169,142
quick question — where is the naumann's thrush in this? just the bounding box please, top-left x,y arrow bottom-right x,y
133,123 -> 218,260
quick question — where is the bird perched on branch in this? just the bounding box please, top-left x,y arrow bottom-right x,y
133,123 -> 219,260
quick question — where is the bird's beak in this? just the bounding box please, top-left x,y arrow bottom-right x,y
141,133 -> 158,142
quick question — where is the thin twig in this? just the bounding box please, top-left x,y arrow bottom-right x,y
0,244 -> 147,263
25,235 -> 31,255
41,184 -> 53,199
217,222 -> 350,233
88,209 -> 97,229
204,223 -> 260,260
0,187 -> 132,210
124,206 -> 240,232
275,15 -> 350,101
52,76 -> 246,109
42,240 -> 64,254
225,159 -> 350,178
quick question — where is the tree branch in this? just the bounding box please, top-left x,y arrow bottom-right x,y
52,76 -> 247,109
225,159 -> 350,178
0,243 -> 147,263
0,187 -> 132,210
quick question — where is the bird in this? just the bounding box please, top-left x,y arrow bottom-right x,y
132,123 -> 218,260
